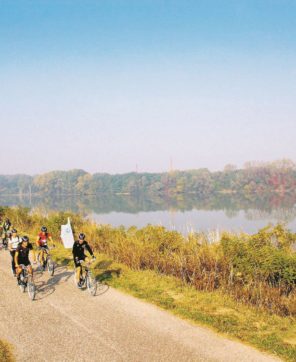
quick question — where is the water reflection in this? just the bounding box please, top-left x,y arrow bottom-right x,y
1,193 -> 296,233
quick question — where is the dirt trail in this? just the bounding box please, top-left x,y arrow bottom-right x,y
0,251 -> 280,362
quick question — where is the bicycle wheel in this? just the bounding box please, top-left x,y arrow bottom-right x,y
47,257 -> 55,276
19,281 -> 26,293
86,273 -> 97,296
37,254 -> 42,270
19,272 -> 26,293
27,281 -> 36,301
38,251 -> 45,271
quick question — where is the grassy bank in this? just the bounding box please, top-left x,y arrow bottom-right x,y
3,206 -> 295,316
50,244 -> 296,361
0,340 -> 14,362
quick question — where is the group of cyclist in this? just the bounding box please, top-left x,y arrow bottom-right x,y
0,217 -> 96,289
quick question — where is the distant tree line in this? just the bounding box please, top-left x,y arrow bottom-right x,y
1,159 -> 296,197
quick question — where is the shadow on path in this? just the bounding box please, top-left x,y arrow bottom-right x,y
34,266 -> 73,301
31,258 -> 120,300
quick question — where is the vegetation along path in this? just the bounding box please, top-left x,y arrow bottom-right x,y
0,251 -> 281,362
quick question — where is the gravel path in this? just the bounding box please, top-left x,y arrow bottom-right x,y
0,250 -> 281,362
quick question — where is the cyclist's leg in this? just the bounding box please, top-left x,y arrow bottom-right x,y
16,267 -> 22,277
43,246 -> 49,266
75,265 -> 83,285
10,250 -> 16,275
74,257 -> 81,282
2,233 -> 6,246
16,264 -> 23,283
38,248 -> 45,268
40,248 -> 45,267
81,256 -> 89,279
27,264 -> 33,280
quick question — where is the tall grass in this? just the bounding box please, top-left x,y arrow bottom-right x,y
2,206 -> 295,316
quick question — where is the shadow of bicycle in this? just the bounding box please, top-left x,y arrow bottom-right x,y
33,259 -> 121,299
33,266 -> 73,300
91,260 -> 122,297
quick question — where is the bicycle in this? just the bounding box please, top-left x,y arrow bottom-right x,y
17,264 -> 36,301
74,259 -> 97,296
37,246 -> 55,276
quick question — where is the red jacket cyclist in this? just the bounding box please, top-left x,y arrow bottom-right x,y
35,226 -> 54,269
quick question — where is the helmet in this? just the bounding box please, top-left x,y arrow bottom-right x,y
41,226 -> 47,232
78,233 -> 85,240
12,229 -> 17,233
21,236 -> 29,243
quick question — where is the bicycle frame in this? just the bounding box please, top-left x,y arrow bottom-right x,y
18,264 -> 35,300
38,246 -> 49,260
19,264 -> 32,281
75,259 -> 97,296
78,260 -> 92,279
38,246 -> 55,275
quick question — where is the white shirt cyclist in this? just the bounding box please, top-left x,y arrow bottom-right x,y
9,236 -> 20,250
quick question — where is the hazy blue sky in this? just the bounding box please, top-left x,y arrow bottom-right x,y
0,0 -> 295,175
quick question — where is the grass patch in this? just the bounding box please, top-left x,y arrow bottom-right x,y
0,340 -> 14,362
50,244 -> 296,362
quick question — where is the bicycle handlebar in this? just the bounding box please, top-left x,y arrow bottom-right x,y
77,259 -> 94,267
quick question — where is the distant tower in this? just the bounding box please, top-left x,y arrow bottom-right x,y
170,157 -> 173,173
136,164 -> 138,173
29,184 -> 32,206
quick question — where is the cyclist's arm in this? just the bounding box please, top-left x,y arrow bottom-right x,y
14,251 -> 19,267
28,243 -> 34,260
85,243 -> 94,257
35,236 -> 40,246
72,243 -> 78,260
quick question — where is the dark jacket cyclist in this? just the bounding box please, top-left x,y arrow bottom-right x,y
72,233 -> 95,287
14,236 -> 34,283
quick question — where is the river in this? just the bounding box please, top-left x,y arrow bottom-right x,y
1,193 -> 296,234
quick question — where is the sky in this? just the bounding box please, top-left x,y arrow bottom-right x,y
0,0 -> 295,175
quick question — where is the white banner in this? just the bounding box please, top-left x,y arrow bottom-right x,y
61,217 -> 74,249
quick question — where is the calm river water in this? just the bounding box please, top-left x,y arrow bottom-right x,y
1,193 -> 296,234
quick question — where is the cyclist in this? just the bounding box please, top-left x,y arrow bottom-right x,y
1,218 -> 11,232
36,226 -> 54,269
8,229 -> 21,276
72,233 -> 95,287
1,218 -> 12,248
4,230 -> 12,249
15,236 -> 34,283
